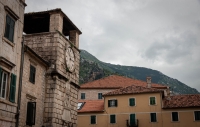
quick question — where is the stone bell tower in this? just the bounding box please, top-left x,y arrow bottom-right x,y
23,8 -> 82,127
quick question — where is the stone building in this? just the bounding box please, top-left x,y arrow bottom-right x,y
0,0 -> 26,127
22,9 -> 82,127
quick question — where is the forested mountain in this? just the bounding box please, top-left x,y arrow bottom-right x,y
79,50 -> 199,94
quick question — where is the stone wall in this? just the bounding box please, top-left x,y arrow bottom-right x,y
24,31 -> 80,126
19,51 -> 47,127
0,0 -> 25,126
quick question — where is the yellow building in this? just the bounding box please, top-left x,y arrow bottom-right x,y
78,84 -> 200,127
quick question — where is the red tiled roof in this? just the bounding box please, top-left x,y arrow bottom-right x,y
80,75 -> 167,89
163,94 -> 200,108
78,100 -> 104,113
103,85 -> 164,96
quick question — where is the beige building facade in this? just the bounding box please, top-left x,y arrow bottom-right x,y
0,0 -> 26,126
78,85 -> 200,127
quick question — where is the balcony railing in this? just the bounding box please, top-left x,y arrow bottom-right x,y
126,119 -> 138,127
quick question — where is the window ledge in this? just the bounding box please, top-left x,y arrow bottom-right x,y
0,98 -> 17,107
2,37 -> 15,47
171,121 -> 180,123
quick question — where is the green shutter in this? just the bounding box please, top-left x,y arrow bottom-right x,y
108,100 -> 111,107
129,98 -> 135,106
130,114 -> 135,125
4,15 -> 15,42
9,73 -> 16,103
115,100 -> 118,107
26,102 -> 36,126
9,19 -> 15,42
91,116 -> 96,124
110,115 -> 115,123
29,65 -> 36,84
150,113 -> 157,122
150,97 -> 155,105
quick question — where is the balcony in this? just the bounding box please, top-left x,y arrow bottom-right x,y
126,119 -> 138,127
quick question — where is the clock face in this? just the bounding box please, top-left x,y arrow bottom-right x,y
66,47 -> 75,72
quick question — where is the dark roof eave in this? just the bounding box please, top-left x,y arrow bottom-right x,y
162,106 -> 200,109
78,110 -> 104,113
103,91 -> 164,97
25,8 -> 82,34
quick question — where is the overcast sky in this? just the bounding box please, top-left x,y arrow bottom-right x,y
25,0 -> 200,92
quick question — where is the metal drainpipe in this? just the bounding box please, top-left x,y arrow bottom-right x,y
16,36 -> 25,127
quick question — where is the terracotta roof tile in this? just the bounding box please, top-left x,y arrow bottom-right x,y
103,85 -> 164,96
78,100 -> 104,113
81,75 -> 167,89
163,94 -> 200,108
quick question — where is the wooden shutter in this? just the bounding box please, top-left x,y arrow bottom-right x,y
115,100 -> 118,107
26,102 -> 36,125
150,97 -> 155,105
110,115 -> 115,123
9,73 -> 16,103
91,116 -> 96,124
29,65 -> 36,84
108,100 -> 111,107
4,15 -> 15,42
150,113 -> 156,122
129,98 -> 135,106
130,114 -> 135,125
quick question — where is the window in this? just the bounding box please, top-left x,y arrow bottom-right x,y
150,97 -> 156,105
0,69 -> 8,98
0,67 -> 16,102
130,114 -> 136,125
77,102 -> 84,110
172,112 -> 179,121
26,102 -> 36,126
90,115 -> 96,124
129,98 -> 135,106
150,113 -> 157,122
4,14 -> 15,42
108,99 -> 117,107
194,111 -> 200,121
81,93 -> 85,99
98,93 -> 102,99
29,65 -> 36,84
110,115 -> 116,123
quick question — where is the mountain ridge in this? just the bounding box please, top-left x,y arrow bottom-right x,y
79,49 -> 199,94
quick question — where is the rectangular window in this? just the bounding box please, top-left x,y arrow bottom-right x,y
81,93 -> 85,99
26,102 -> 36,126
150,97 -> 156,105
90,115 -> 96,124
130,114 -> 136,125
0,67 -> 16,102
194,111 -> 200,121
98,93 -> 102,99
129,98 -> 135,106
29,65 -> 36,84
150,113 -> 157,122
172,112 -> 179,121
110,115 -> 116,123
0,68 -> 8,98
4,14 -> 15,42
108,99 -> 117,107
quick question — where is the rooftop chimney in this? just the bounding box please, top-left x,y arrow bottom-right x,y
147,77 -> 151,88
